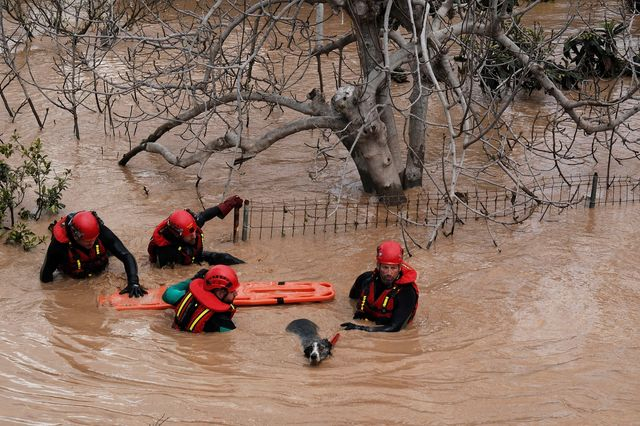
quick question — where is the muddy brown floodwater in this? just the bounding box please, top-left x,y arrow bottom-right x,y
1,1 -> 640,425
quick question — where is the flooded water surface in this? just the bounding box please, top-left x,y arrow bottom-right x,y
1,1 -> 639,425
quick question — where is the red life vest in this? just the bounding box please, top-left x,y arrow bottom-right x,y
147,218 -> 204,265
173,278 -> 236,333
355,264 -> 419,323
51,215 -> 109,278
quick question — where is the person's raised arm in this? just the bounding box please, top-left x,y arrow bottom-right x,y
195,195 -> 243,227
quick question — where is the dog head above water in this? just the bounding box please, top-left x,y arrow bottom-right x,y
303,338 -> 333,365
286,318 -> 339,366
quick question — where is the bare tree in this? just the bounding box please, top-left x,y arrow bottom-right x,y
0,0 -> 168,137
0,0 -> 45,127
1,0 -> 639,242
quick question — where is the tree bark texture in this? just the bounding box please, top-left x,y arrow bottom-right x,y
341,0 -> 407,203
332,85 -> 406,204
403,65 -> 429,189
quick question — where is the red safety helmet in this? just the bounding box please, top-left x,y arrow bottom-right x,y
167,210 -> 196,237
69,211 -> 100,243
376,240 -> 403,265
204,265 -> 240,292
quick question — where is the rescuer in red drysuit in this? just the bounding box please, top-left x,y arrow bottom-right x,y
341,240 -> 419,332
148,195 -> 245,267
40,210 -> 147,298
172,265 -> 240,333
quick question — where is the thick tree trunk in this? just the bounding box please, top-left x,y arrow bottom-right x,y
379,94 -> 404,178
332,85 -> 406,204
352,129 -> 406,204
403,67 -> 428,188
340,134 -> 378,194
337,0 -> 406,204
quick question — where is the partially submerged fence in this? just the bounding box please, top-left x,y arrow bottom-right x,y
233,174 -> 640,241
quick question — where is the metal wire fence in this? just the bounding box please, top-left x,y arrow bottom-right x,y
235,174 -> 640,241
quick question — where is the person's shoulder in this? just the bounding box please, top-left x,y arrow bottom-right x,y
397,283 -> 418,303
48,237 -> 66,249
401,284 -> 418,295
398,263 -> 418,284
349,270 -> 373,298
355,270 -> 374,283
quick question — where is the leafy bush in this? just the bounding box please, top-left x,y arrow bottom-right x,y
563,21 -> 627,78
456,17 -> 632,95
0,132 -> 71,250
5,222 -> 46,251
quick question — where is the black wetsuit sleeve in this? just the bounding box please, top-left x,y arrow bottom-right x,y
195,206 -> 224,228
349,271 -> 373,299
40,239 -> 66,282
99,225 -> 139,284
360,286 -> 418,333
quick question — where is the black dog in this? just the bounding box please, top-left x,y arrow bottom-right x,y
286,319 -> 339,366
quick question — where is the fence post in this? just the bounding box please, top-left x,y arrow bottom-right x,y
233,205 -> 240,243
589,173 -> 598,208
241,200 -> 250,241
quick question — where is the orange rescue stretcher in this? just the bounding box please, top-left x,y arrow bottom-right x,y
97,281 -> 335,311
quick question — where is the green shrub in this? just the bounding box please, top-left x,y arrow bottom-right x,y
0,132 -> 71,250
5,222 -> 47,251
563,21 -> 627,78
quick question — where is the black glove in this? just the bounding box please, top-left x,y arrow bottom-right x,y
119,280 -> 148,298
217,195 -> 243,218
340,322 -> 366,331
192,268 -> 209,280
200,251 -> 245,265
